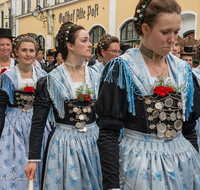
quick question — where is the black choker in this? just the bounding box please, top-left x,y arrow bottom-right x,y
139,44 -> 163,60
0,57 -> 10,62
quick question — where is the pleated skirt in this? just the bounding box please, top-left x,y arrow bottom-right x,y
42,122 -> 102,190
0,107 -> 51,190
119,128 -> 200,190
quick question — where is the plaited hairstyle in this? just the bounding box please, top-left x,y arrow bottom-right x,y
97,34 -> 120,57
57,21 -> 85,60
195,40 -> 200,62
134,0 -> 181,36
13,33 -> 38,58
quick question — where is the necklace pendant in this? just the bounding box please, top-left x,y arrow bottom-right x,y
76,65 -> 81,69
152,52 -> 163,60
2,58 -> 7,62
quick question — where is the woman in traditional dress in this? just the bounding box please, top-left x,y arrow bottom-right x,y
25,21 -> 102,190
92,34 -> 121,73
96,0 -> 200,189
0,34 -> 51,190
0,28 -> 17,71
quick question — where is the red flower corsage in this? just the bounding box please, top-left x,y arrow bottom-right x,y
0,68 -> 7,75
77,94 -> 91,101
23,86 -> 34,93
154,86 -> 174,97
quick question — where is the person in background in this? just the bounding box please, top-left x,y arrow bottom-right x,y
96,0 -> 200,189
171,41 -> 181,58
0,28 -> 16,71
0,34 -> 51,190
46,49 -> 54,66
47,47 -> 64,73
181,46 -> 194,67
92,34 -> 121,73
33,46 -> 47,71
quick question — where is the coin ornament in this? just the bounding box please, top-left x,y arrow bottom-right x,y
155,102 -> 164,110
159,112 -> 166,121
177,112 -> 182,119
148,116 -> 153,121
171,130 -> 177,137
149,124 -> 156,129
174,120 -> 182,130
73,107 -> 78,112
23,104 -> 31,112
170,112 -> 176,121
157,132 -> 164,138
177,102 -> 183,109
165,98 -> 173,107
165,130 -> 171,138
152,111 -> 159,118
157,123 -> 166,133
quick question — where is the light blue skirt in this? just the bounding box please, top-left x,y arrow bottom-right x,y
119,128 -> 200,190
0,107 -> 51,190
42,122 -> 102,190
195,119 -> 200,152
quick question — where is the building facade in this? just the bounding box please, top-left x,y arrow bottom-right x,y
5,0 -> 200,53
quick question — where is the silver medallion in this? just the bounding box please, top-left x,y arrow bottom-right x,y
165,130 -> 171,138
149,124 -> 156,129
147,107 -> 153,113
15,92 -> 19,96
24,104 -> 30,110
159,112 -> 166,121
145,99 -> 152,104
76,108 -> 82,114
73,107 -> 78,112
91,102 -> 95,106
75,122 -> 82,129
27,96 -> 33,101
170,112 -> 176,121
70,117 -> 74,121
76,114 -> 80,119
177,102 -> 183,109
20,95 -> 24,99
177,111 -> 182,119
157,123 -> 166,133
79,127 -> 87,132
148,116 -> 153,121
155,102 -> 163,110
87,107 -> 92,113
168,108 -> 172,111
16,97 -> 19,100
24,96 -> 27,100
157,132 -> 164,138
79,114 -> 84,120
171,130 -> 177,137
165,98 -> 173,107
152,111 -> 159,118
174,120 -> 182,130
83,107 -> 88,113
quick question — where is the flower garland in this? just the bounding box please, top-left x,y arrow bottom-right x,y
151,75 -> 186,97
19,85 -> 34,93
76,83 -> 93,101
0,68 -> 7,75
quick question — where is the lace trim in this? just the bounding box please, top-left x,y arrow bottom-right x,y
15,65 -> 37,89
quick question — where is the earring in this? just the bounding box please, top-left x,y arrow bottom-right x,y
72,50 -> 74,54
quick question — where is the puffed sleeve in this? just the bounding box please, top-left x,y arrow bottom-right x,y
28,76 -> 52,161
182,73 -> 200,152
95,61 -> 129,189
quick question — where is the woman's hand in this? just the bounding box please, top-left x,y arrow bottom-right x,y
24,162 -> 37,179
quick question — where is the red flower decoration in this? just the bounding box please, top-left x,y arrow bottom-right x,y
77,94 -> 91,101
154,86 -> 174,97
0,68 -> 7,75
24,86 -> 34,93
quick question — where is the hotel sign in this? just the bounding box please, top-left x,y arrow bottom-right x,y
59,4 -> 99,23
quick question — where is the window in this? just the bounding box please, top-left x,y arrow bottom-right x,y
37,35 -> 45,51
43,0 -> 47,8
21,0 -> 25,14
89,26 -> 106,54
27,0 -> 31,13
120,20 -> 139,48
36,0 -> 40,6
8,9 -> 11,29
55,0 -> 60,4
1,11 -> 4,28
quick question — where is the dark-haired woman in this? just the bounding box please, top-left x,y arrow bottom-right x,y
92,34 -> 121,73
25,21 -> 102,190
96,0 -> 200,190
0,34 -> 51,190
